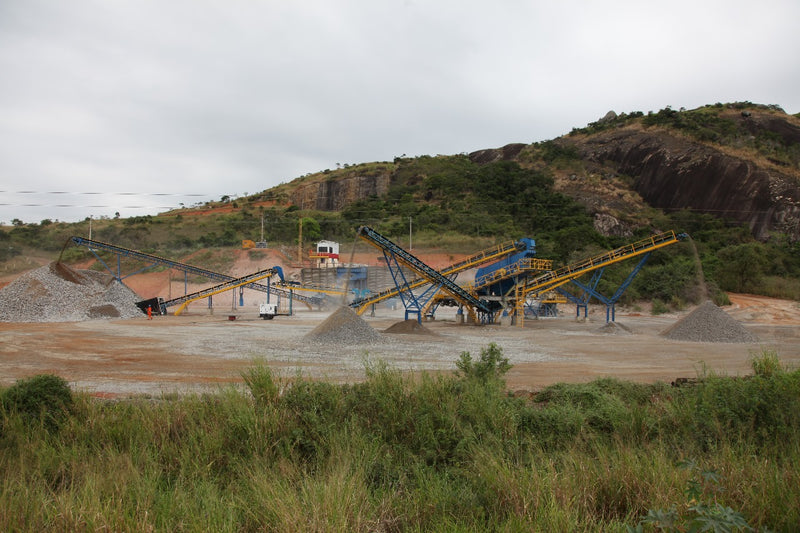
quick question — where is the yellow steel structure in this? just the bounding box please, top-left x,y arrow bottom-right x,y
173,269 -> 278,316
351,239 -> 526,315
513,231 -> 682,326
541,294 -> 568,305
278,284 -> 346,297
460,257 -> 554,293
420,257 -> 554,319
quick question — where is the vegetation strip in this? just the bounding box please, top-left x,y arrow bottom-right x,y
1,347 -> 797,531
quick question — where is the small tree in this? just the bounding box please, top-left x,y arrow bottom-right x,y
715,243 -> 767,292
300,217 -> 322,242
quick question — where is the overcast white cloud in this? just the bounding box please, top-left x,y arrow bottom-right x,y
1,0 -> 798,223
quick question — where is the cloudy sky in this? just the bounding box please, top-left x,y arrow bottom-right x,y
1,0 -> 798,224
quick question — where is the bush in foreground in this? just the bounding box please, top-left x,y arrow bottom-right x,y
1,374 -> 73,432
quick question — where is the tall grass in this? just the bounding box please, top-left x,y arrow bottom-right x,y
1,349 -> 799,531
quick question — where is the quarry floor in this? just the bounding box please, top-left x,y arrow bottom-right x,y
2,294 -> 799,397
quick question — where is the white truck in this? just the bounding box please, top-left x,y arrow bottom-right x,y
259,302 -> 278,320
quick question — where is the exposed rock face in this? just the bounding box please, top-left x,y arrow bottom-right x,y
469,143 -> 527,164
598,110 -> 618,123
289,171 -> 392,211
575,128 -> 800,240
593,213 -> 633,238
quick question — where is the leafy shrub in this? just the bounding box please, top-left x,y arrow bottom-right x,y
532,382 -> 629,434
651,299 -> 669,315
538,140 -> 581,162
628,459 -> 754,533
1,374 -> 73,431
455,342 -> 511,384
279,379 -> 347,461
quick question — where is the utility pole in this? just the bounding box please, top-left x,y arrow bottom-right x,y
409,217 -> 412,250
297,218 -> 303,265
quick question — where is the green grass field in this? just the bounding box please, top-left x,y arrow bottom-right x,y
1,347 -> 798,531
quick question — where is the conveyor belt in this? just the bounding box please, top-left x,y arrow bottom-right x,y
168,268 -> 279,315
356,226 -> 494,321
69,236 -> 321,306
349,237 -> 526,315
513,231 -> 684,325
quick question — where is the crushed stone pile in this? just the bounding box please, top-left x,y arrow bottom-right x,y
661,300 -> 759,343
304,306 -> 384,345
0,262 -> 144,323
598,321 -> 632,335
384,319 -> 436,335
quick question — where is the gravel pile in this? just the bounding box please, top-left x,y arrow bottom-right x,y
304,306 -> 384,345
384,319 -> 436,335
0,262 -> 143,323
598,321 -> 632,335
661,300 -> 759,343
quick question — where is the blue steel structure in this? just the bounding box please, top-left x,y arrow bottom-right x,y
423,245 -> 551,320
556,252 -> 654,322
352,228 -> 685,325
474,238 -> 537,297
523,298 -> 562,318
350,238 -> 526,317
513,232 -> 687,326
356,226 -> 495,323
68,236 -> 322,311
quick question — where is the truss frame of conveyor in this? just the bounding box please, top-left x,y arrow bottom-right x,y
556,251 -> 653,322
168,267 -> 280,315
68,236 -> 322,309
513,231 -> 685,327
349,235 -> 527,317
355,226 -> 496,323
523,293 -> 567,318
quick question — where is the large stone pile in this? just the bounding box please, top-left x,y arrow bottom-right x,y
0,262 -> 143,323
661,300 -> 759,343
304,306 -> 383,345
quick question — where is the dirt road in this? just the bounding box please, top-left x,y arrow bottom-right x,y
2,294 -> 798,397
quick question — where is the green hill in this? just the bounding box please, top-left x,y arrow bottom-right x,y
3,102 -> 800,306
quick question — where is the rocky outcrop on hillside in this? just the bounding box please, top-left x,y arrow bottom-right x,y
289,170 -> 392,211
254,104 -> 800,241
571,126 -> 800,240
469,143 -> 528,164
